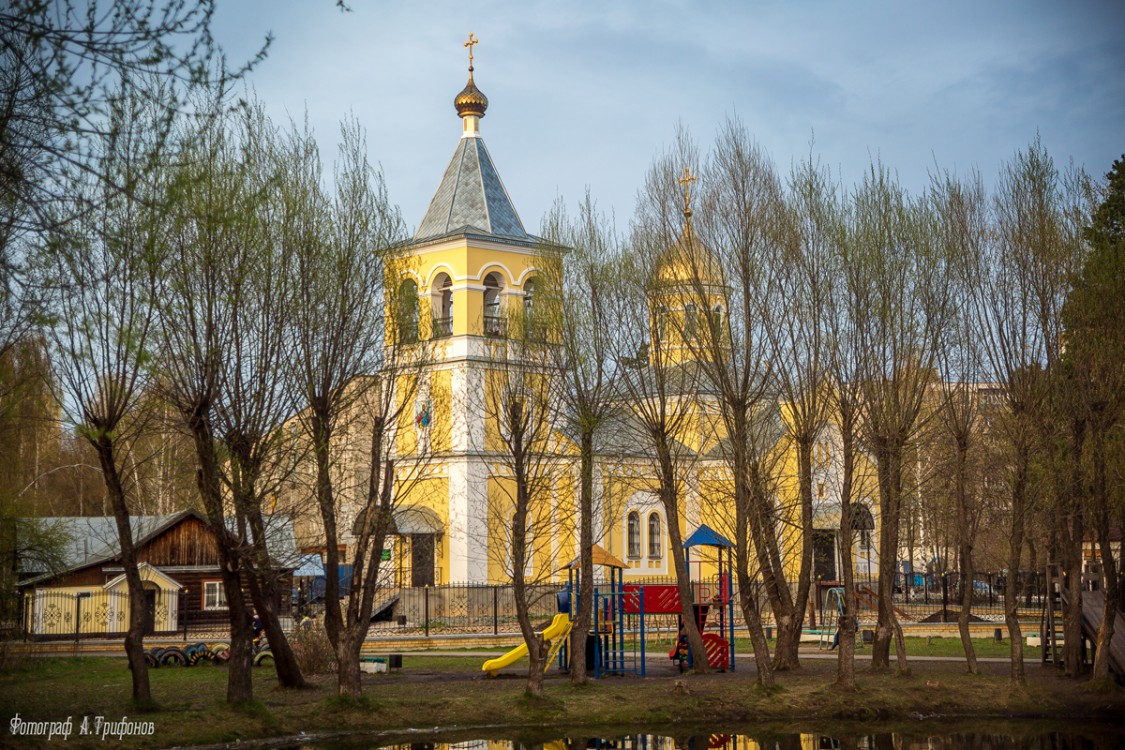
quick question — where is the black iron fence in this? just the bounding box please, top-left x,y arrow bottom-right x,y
11,571 -> 1048,642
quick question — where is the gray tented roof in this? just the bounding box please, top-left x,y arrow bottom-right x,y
414,136 -> 528,243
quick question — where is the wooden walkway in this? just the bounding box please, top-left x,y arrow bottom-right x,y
1046,564 -> 1125,677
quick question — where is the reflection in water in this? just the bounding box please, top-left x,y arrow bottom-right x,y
302,727 -> 1120,750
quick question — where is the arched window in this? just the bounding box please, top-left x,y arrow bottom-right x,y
647,512 -> 662,559
483,272 -> 503,337
684,303 -> 698,341
711,305 -> 724,338
656,305 -> 669,342
627,511 -> 641,559
397,279 -> 419,343
852,503 -> 875,549
523,277 -> 543,340
432,274 -> 452,338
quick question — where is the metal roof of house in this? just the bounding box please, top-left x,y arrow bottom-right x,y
18,510 -> 300,586
413,136 -> 529,244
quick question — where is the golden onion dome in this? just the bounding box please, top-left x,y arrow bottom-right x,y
655,223 -> 725,288
455,70 -> 488,118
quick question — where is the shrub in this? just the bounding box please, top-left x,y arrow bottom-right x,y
290,619 -> 337,675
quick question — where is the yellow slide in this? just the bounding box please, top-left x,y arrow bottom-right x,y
482,612 -> 571,675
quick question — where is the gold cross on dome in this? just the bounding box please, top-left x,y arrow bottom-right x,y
464,33 -> 478,69
678,166 -> 698,215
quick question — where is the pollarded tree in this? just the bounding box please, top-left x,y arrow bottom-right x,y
1063,154 -> 1125,685
994,140 -> 1089,678
36,83 -> 166,705
930,171 -> 990,674
481,333 -> 568,697
616,134 -> 711,674
538,194 -> 623,685
845,162 -> 953,674
683,120 -> 789,682
284,115 -> 428,701
155,98 -> 305,702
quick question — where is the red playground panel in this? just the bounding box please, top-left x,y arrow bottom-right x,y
622,584 -> 681,614
702,632 -> 729,670
666,632 -> 730,670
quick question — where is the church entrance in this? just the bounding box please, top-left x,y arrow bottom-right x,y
812,530 -> 837,583
411,534 -> 435,587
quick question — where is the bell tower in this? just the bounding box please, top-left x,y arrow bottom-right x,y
390,36 -> 548,583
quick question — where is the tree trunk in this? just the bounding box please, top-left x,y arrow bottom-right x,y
336,629 -> 364,700
836,414 -> 858,691
872,443 -> 904,672
1005,444 -> 1027,685
745,464 -> 799,672
733,468 -> 773,687
245,564 -> 306,688
312,408 -> 344,653
569,429 -> 595,684
785,436 -> 815,670
93,438 -> 152,705
1090,432 -> 1118,685
957,541 -> 978,674
1062,419 -> 1086,678
187,407 -> 254,703
658,448 -> 707,674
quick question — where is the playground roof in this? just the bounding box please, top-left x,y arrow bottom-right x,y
683,524 -> 734,549
563,544 -> 627,570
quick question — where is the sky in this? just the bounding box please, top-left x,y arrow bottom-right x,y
209,1 -> 1125,237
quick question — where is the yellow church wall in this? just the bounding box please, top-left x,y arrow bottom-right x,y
484,472 -> 575,585
430,369 -> 452,453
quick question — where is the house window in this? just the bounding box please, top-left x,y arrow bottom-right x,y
627,511 -> 641,559
647,513 -> 662,559
203,581 -> 227,611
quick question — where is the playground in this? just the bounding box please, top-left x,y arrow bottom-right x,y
482,525 -> 738,678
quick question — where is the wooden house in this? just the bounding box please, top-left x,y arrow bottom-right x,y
17,510 -> 298,638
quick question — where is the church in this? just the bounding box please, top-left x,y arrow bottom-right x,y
306,38 -> 881,595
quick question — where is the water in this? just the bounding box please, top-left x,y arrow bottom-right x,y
293,723 -> 1124,749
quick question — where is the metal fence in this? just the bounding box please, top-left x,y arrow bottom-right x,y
11,570 -> 1048,642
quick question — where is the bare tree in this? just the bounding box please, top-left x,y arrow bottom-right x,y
284,115 -> 421,700
481,334 -> 568,696
930,172 -> 991,673
155,99 -> 302,701
538,194 -> 622,685
682,121 -> 791,682
1061,155 -> 1124,685
616,136 -> 711,674
983,141 -> 1088,679
37,85 -> 165,704
845,162 -> 952,674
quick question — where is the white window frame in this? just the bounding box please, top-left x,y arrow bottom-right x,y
647,512 -> 662,559
627,511 -> 642,559
203,580 -> 228,611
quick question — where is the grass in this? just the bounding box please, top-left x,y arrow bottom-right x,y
1,648 -> 1120,749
